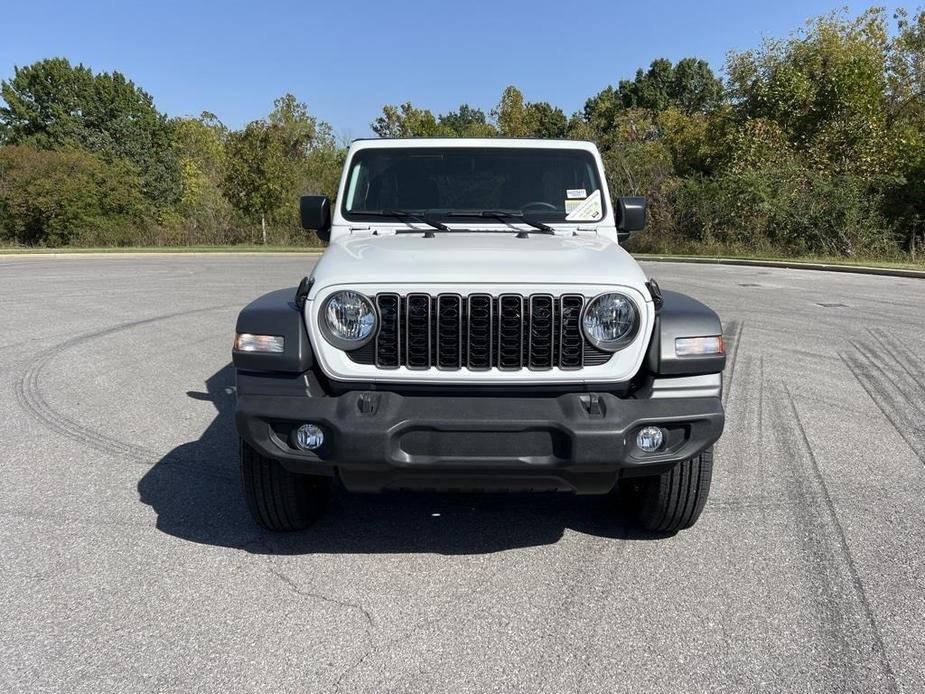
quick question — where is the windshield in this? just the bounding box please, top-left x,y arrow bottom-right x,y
342,147 -> 605,223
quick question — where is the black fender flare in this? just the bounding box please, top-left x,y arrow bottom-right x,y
233,288 -> 314,373
647,290 -> 726,376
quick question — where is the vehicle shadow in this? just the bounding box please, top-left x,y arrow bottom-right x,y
137,363 -> 667,555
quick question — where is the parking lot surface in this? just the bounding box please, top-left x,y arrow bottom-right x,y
1,255 -> 923,692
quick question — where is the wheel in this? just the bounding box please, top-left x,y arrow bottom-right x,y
240,439 -> 331,531
631,448 -> 714,533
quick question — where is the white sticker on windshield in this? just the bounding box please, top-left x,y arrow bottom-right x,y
566,188 -> 587,199
565,189 -> 602,221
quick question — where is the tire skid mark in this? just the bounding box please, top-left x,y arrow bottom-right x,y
14,305 -> 237,480
774,381 -> 898,691
718,350 -> 757,481
853,339 -> 925,409
722,319 -> 744,406
867,329 -> 925,392
838,344 -> 925,464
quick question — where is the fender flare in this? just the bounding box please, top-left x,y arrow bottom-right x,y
647,290 -> 726,376
233,288 -> 314,373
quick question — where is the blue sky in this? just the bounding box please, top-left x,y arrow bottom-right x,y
1,0 -> 882,138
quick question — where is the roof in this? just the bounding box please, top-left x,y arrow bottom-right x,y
347,137 -> 599,151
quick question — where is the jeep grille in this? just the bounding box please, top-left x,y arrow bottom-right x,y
347,293 -> 612,371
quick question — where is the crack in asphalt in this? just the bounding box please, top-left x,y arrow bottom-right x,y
263,564 -> 377,694
268,566 -> 375,630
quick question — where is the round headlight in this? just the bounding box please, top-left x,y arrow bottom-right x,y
582,292 -> 639,351
321,291 -> 377,349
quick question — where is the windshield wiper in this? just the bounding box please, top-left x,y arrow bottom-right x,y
448,210 -> 554,236
350,209 -> 449,236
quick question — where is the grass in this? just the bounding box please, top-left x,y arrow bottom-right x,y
0,244 -> 323,254
634,252 -> 925,272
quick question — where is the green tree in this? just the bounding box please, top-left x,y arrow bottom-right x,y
267,94 -> 346,204
269,93 -> 323,158
172,113 -> 233,240
222,121 -> 294,243
371,102 -> 449,137
492,86 -> 529,136
0,58 -> 181,210
726,9 -> 892,175
581,86 -> 623,138
616,58 -> 722,113
524,101 -> 568,138
885,9 -> 925,246
0,145 -> 150,246
718,8 -> 925,254
619,59 -> 674,111
492,87 -> 569,138
439,104 -> 496,136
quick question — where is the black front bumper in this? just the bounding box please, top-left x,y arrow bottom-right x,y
235,380 -> 724,494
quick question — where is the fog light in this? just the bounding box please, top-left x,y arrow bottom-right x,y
636,426 -> 665,453
295,423 -> 324,451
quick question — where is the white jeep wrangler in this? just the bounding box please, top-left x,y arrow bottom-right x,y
233,138 -> 725,533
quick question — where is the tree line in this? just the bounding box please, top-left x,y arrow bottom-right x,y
0,7 -> 923,259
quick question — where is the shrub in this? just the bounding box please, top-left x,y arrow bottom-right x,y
0,145 -> 151,246
661,165 -> 894,257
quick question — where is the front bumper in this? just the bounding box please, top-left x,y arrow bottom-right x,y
235,383 -> 724,494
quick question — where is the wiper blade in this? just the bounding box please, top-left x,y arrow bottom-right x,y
351,209 -> 450,235
448,210 -> 554,234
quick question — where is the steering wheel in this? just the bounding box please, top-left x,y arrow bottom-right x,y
520,201 -> 558,212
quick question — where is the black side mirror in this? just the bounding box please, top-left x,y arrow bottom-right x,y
300,195 -> 332,243
616,196 -> 646,241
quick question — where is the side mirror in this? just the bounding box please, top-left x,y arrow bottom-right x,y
616,196 -> 646,241
300,195 -> 331,243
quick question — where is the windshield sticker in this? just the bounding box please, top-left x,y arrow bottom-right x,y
565,189 -> 602,221
566,188 -> 587,199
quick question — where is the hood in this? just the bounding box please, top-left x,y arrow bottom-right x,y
309,232 -> 648,290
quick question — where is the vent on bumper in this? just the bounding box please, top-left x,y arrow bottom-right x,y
349,293 -> 612,371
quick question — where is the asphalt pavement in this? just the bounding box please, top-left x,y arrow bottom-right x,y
1,255 -> 923,693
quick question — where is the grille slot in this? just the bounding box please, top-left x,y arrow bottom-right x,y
405,294 -> 431,369
559,295 -> 585,369
497,294 -> 524,370
467,294 -> 493,370
528,295 -> 555,369
436,294 -> 463,369
360,292 -> 616,371
375,294 -> 400,368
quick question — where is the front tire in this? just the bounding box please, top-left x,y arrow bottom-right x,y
632,448 -> 714,533
240,439 -> 331,531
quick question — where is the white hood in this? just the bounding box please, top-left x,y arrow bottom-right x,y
309,232 -> 649,291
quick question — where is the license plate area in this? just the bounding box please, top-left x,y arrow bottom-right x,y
397,428 -> 570,465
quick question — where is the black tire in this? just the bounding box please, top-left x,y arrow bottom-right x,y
633,447 -> 714,533
240,439 -> 331,531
